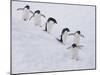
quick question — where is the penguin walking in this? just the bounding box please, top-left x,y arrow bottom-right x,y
44,17 -> 57,33
17,5 -> 33,21
29,10 -> 46,26
67,43 -> 83,61
69,31 -> 84,45
57,28 -> 70,44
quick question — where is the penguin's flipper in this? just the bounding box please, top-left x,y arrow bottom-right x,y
29,13 -> 35,20
67,46 -> 72,49
29,15 -> 33,21
41,14 -> 46,18
80,34 -> 85,38
17,8 -> 24,11
30,10 -> 34,14
77,45 -> 84,49
68,33 -> 75,36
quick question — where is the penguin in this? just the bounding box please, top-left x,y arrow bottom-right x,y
44,17 -> 57,33
57,28 -> 70,44
67,43 -> 81,61
69,31 -> 84,45
29,10 -> 46,26
17,5 -> 33,21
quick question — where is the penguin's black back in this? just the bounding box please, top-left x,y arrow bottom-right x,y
47,17 -> 57,24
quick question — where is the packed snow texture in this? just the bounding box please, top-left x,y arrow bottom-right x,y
12,1 -> 96,74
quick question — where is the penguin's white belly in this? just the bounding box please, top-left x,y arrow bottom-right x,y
71,48 -> 79,59
62,31 -> 68,44
34,14 -> 41,25
22,10 -> 30,21
47,22 -> 54,33
74,34 -> 80,45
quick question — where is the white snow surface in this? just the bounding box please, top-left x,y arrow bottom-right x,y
12,1 -> 96,74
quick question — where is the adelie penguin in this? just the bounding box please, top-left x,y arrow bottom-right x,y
57,28 -> 70,44
69,31 -> 84,45
17,5 -> 33,21
29,10 -> 46,26
67,43 -> 83,61
44,17 -> 57,33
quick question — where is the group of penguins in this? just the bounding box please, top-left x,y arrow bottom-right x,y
17,5 -> 85,61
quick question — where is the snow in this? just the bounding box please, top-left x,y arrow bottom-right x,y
12,1 -> 96,74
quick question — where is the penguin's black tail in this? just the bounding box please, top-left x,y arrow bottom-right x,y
56,38 -> 63,43
43,30 -> 47,32
56,34 -> 63,43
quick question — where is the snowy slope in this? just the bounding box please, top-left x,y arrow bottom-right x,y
12,1 -> 96,74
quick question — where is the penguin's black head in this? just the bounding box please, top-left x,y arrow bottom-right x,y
35,10 -> 40,14
72,43 -> 77,48
25,5 -> 30,9
62,28 -> 70,35
48,17 -> 57,24
65,28 -> 70,32
76,31 -> 80,34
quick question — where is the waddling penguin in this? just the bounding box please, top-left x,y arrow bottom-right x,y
67,43 -> 82,61
69,31 -> 84,45
29,10 -> 46,26
17,5 -> 33,21
57,28 -> 70,44
44,17 -> 57,33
